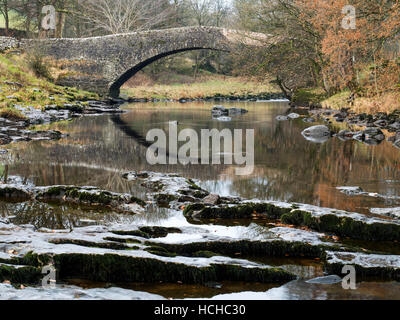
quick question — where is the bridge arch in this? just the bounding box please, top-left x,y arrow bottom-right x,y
109,47 -> 222,98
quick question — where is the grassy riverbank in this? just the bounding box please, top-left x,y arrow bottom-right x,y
322,90 -> 400,114
292,87 -> 400,115
0,52 -> 98,120
121,76 -> 281,100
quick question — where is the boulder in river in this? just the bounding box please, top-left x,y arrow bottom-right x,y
389,122 -> 400,130
229,107 -> 248,115
215,116 -> 232,122
336,130 -> 355,141
301,125 -> 331,143
363,127 -> 385,140
302,125 -> 331,137
287,113 -> 300,119
333,112 -> 348,123
276,115 -> 289,121
0,133 -> 12,145
302,117 -> 315,123
337,186 -> 364,196
352,127 -> 385,145
388,131 -> 400,143
374,120 -> 388,128
203,194 -> 220,205
211,105 -> 229,116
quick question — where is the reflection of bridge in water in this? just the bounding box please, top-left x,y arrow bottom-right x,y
8,112 -> 234,192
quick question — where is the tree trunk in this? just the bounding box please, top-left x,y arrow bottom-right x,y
55,11 -> 66,38
3,164 -> 8,184
321,71 -> 331,95
5,11 -> 9,36
2,0 -> 9,36
194,52 -> 200,80
276,77 -> 292,100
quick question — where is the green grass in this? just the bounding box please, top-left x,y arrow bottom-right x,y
321,90 -> 351,110
0,106 -> 26,121
291,88 -> 327,105
294,86 -> 400,114
0,52 -> 98,120
29,119 -> 74,132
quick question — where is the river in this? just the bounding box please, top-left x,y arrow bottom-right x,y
2,100 -> 400,299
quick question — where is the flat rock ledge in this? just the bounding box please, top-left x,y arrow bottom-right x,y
0,184 -> 146,214
1,172 -> 400,285
183,201 -> 400,242
325,251 -> 400,281
0,221 -> 297,286
122,171 -> 239,209
0,283 -> 164,300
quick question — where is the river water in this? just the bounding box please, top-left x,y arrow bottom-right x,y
7,100 -> 400,213
2,100 -> 400,299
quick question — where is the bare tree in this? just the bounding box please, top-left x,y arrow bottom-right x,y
8,0 -> 37,35
7,0 -> 76,38
0,0 -> 10,35
183,0 -> 231,78
212,0 -> 230,27
185,0 -> 212,26
77,0 -> 177,35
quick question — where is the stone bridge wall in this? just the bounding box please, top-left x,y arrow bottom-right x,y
0,37 -> 21,52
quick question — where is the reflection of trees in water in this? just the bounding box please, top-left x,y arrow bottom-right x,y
313,139 -> 400,212
130,204 -> 173,225
0,200 -> 180,230
6,103 -> 400,212
214,120 -> 400,210
0,201 -> 123,230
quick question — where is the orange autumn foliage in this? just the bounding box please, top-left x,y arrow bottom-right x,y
295,0 -> 400,95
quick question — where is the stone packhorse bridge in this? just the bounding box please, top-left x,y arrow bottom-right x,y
0,27 -> 270,97
1,27 -> 269,97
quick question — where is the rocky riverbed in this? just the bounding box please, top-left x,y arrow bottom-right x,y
0,98 -> 400,299
0,98 -> 125,149
0,170 -> 399,298
126,92 -> 286,104
277,106 -> 400,149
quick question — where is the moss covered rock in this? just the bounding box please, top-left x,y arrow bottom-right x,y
53,253 -> 296,284
0,264 -> 43,285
